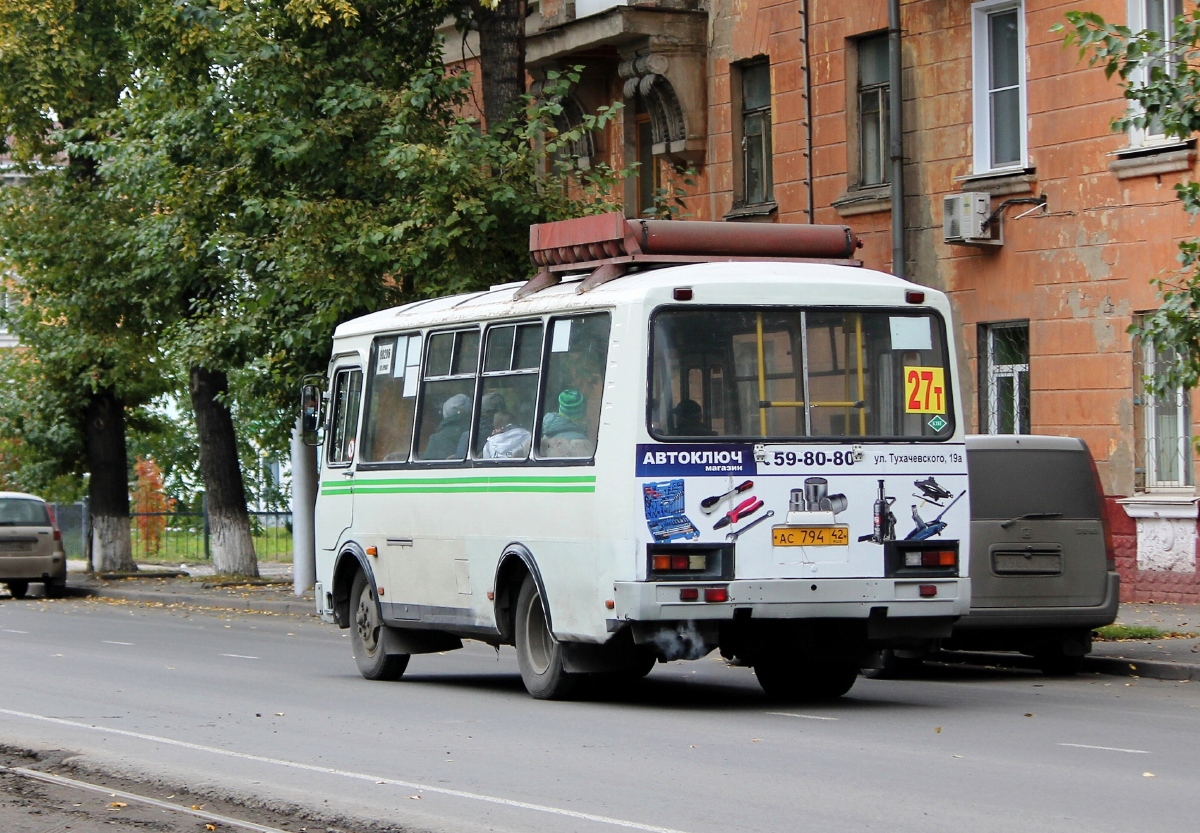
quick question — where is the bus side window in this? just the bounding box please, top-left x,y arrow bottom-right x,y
415,329 -> 480,461
475,322 -> 542,461
537,313 -> 611,459
361,333 -> 421,463
327,367 -> 363,465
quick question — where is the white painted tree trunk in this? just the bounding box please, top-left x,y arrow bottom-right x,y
91,513 -> 136,572
209,510 -> 259,578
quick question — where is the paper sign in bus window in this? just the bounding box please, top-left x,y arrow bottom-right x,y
889,316 -> 932,351
904,366 -> 946,414
376,341 -> 394,375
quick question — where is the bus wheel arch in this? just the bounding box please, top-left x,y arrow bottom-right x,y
332,545 -> 374,629
493,544 -> 551,646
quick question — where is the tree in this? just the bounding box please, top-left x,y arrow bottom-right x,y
0,0 -> 153,571
1060,9 -> 1200,396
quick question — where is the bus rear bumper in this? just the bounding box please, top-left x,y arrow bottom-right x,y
612,577 -> 970,624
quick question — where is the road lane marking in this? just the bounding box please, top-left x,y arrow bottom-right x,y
221,654 -> 259,659
103,641 -> 134,646
1058,743 -> 1149,754
767,712 -> 839,721
2,629 -> 30,634
0,707 -> 693,833
1,766 -> 290,833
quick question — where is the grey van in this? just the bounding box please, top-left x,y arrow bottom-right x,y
870,435 -> 1119,675
0,492 -> 67,599
950,434 -> 1120,672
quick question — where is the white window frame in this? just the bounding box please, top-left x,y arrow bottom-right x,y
1126,0 -> 1184,149
982,323 -> 1030,435
1142,340 -> 1193,489
971,0 -> 1027,174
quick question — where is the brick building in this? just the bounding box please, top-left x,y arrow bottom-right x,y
445,0 -> 1200,601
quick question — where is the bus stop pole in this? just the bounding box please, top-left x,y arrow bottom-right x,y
291,417 -> 318,596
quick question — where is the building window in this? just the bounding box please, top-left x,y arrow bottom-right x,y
1135,336 -> 1193,489
1127,0 -> 1184,146
857,34 -> 890,187
733,60 -> 773,208
979,322 -> 1030,434
971,0 -> 1026,173
635,111 -> 659,217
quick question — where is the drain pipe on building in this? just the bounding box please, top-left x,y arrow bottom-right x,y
889,0 -> 905,278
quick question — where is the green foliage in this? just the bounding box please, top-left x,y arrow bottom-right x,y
1059,9 -> 1200,398
644,163 -> 699,220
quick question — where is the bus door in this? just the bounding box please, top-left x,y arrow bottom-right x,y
317,365 -> 363,552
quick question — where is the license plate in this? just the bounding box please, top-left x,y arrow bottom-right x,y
772,526 -> 850,547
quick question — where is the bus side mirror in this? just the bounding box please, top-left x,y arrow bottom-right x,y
300,384 -> 322,446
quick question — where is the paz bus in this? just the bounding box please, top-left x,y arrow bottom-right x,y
303,213 -> 970,701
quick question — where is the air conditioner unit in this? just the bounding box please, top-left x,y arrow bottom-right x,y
943,192 -> 994,245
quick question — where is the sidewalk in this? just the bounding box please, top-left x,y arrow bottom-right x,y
59,559 -> 316,616
12,563 -> 1200,682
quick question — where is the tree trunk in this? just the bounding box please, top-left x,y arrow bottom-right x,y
189,364 -> 258,577
475,0 -> 527,130
85,389 -> 136,572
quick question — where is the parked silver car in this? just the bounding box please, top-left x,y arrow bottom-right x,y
869,435 -> 1119,676
0,492 -> 67,599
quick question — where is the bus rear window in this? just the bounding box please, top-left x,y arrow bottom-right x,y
650,307 -> 953,440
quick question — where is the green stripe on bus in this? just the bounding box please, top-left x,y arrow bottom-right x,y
350,485 -> 595,494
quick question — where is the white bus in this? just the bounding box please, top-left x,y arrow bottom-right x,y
306,214 -> 970,701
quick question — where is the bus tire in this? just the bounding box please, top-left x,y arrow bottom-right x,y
515,575 -> 579,700
755,658 -> 858,702
350,570 -> 409,681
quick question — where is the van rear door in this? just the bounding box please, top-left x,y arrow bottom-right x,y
966,439 -> 1108,609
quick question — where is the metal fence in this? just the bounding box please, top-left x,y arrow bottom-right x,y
50,501 -> 292,564
48,502 -> 87,561
129,509 -> 293,563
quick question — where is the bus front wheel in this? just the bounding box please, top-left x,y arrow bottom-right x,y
755,658 -> 858,702
514,575 -> 579,700
350,570 -> 410,681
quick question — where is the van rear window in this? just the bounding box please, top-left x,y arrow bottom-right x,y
967,449 -> 1101,519
0,498 -> 51,526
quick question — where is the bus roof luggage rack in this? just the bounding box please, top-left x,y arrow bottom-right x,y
516,212 -> 863,299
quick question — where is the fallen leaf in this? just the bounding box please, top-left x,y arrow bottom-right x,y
1024,713 -> 1034,717
107,802 -> 127,809
752,738 -> 760,743
191,804 -> 202,810
935,727 -> 942,734
1143,772 -> 1156,778
206,825 -> 217,831
409,795 -> 421,800
274,712 -> 284,716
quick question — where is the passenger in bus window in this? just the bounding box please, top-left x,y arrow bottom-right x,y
670,399 -> 714,436
424,393 -> 471,459
541,389 -> 594,457
483,411 -> 532,459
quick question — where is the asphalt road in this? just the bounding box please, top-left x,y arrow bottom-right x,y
1,597 -> 1196,833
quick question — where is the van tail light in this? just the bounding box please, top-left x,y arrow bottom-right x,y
53,529 -> 62,542
1085,444 -> 1116,570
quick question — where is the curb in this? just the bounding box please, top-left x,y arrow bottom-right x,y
64,585 -> 316,617
936,649 -> 1199,682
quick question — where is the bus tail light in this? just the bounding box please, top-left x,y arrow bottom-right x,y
885,541 -> 960,577
704,587 -> 729,603
905,550 -> 956,568
679,588 -> 699,601
919,585 -> 938,597
647,544 -> 734,580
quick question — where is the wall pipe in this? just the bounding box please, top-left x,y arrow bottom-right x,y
801,0 -> 815,222
889,0 -> 905,278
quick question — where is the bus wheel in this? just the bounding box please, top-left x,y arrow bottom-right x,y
514,575 -> 579,700
755,658 -> 858,702
350,570 -> 409,681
